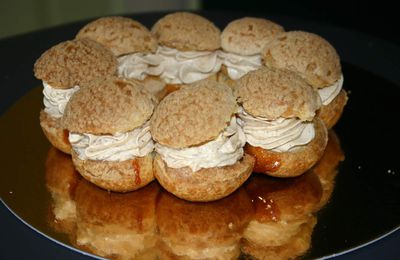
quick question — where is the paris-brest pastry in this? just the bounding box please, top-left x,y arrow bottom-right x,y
75,16 -> 167,100
34,38 -> 117,153
149,12 -> 222,95
151,79 -> 254,201
262,31 -> 348,128
235,67 -> 328,177
62,76 -> 156,192
218,17 -> 284,87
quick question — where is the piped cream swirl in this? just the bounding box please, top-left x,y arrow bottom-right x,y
69,121 -> 153,161
117,53 -> 163,80
218,51 -> 262,80
42,82 -> 79,118
318,74 -> 344,105
238,108 -> 315,152
155,117 -> 246,172
146,46 -> 222,84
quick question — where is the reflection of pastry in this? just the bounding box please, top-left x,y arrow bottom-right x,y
242,216 -> 316,260
218,17 -> 284,88
262,31 -> 348,129
312,130 -> 345,209
156,188 -> 252,259
62,77 -> 156,192
150,12 -> 222,95
151,80 -> 254,201
236,67 -> 327,177
74,180 -> 160,259
242,172 -> 322,252
34,38 -> 117,154
45,147 -> 81,235
76,16 -> 166,100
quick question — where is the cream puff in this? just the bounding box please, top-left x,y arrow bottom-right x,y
149,12 -> 222,95
45,147 -> 81,235
34,38 -> 117,154
262,31 -> 348,128
235,67 -> 328,177
74,180 -> 160,259
156,187 -> 252,259
76,16 -> 167,100
218,17 -> 284,88
151,79 -> 254,201
242,172 -> 322,258
62,76 -> 156,192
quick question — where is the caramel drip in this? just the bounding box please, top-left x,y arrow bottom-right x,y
132,160 -> 141,185
164,84 -> 180,95
245,144 -> 281,173
63,129 -> 69,145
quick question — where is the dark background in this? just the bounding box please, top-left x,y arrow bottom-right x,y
203,0 -> 399,45
1,2 -> 399,259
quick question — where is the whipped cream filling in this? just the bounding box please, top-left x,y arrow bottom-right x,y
238,108 -> 315,152
218,51 -> 262,80
42,82 -> 80,118
318,74 -> 344,105
117,52 -> 163,80
155,117 -> 246,172
146,46 -> 222,84
69,121 -> 154,161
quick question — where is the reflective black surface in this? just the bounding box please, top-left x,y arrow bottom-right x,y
305,63 -> 400,258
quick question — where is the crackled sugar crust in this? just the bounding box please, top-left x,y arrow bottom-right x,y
221,17 -> 284,55
152,12 -> 221,51
262,31 -> 341,88
34,38 -> 117,89
76,16 -> 157,56
236,67 -> 321,121
150,80 -> 237,148
62,77 -> 156,134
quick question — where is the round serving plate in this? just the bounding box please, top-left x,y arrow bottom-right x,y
1,11 -> 399,260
